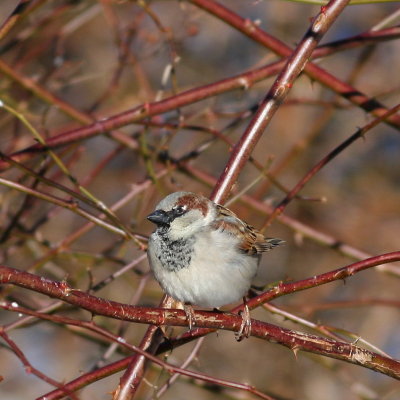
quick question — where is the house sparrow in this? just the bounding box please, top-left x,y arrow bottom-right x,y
147,191 -> 284,337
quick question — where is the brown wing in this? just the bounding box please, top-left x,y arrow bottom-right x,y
213,205 -> 284,256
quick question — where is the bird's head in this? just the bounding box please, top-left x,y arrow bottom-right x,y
147,192 -> 215,240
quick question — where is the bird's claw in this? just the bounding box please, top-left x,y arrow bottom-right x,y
184,304 -> 196,330
235,303 -> 251,341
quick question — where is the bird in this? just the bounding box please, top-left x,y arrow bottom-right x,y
146,191 -> 284,339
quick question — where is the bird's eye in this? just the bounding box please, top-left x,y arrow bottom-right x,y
173,205 -> 187,216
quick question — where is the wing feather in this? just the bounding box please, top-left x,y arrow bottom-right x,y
212,205 -> 284,256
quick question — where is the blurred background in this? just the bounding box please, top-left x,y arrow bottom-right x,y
0,1 -> 399,399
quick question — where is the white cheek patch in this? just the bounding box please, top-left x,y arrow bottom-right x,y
168,209 -> 206,240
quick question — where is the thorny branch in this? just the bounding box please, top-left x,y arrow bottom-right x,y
0,303 -> 274,400
1,251 -> 400,381
115,1 -> 354,397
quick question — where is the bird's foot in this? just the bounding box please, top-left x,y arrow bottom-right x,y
184,304 -> 196,330
235,302 -> 251,342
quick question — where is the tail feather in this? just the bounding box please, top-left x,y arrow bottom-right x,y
255,237 -> 285,253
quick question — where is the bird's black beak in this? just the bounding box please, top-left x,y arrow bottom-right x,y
147,209 -> 171,226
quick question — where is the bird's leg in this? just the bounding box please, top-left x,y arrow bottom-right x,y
183,303 -> 196,330
235,297 -> 252,341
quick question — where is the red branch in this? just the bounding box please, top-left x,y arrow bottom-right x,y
190,0 -> 400,129
1,252 -> 400,380
0,329 -> 78,399
0,304 -> 274,400
206,0 -> 352,202
1,26 -> 400,171
161,252 -> 400,344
